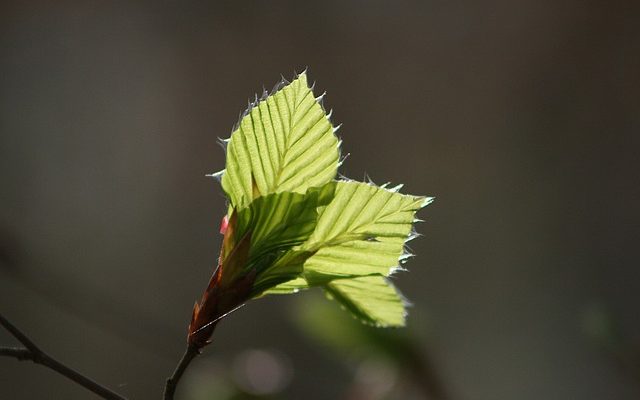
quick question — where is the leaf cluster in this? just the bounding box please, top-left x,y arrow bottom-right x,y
192,72 -> 431,340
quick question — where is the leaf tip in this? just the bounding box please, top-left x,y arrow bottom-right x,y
296,67 -> 309,79
216,137 -> 229,152
207,170 -> 224,181
406,229 -> 422,242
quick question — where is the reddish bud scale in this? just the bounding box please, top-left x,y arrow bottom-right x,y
219,215 -> 229,235
188,211 -> 254,349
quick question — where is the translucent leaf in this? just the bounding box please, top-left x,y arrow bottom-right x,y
255,277 -> 308,296
302,181 -> 431,284
325,276 -> 407,327
265,181 -> 431,325
234,184 -> 335,296
217,72 -> 340,210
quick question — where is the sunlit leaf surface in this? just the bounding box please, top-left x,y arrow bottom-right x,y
203,72 -> 431,330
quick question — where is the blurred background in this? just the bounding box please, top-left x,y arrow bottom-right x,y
1,1 -> 639,399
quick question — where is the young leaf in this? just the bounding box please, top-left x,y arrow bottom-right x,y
325,275 -> 407,327
234,183 -> 335,296
264,181 -> 431,326
265,181 -> 431,287
189,72 -> 432,349
302,181 -> 430,282
217,72 -> 340,210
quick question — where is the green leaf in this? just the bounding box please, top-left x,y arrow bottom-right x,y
217,72 -> 340,210
325,276 -> 407,327
264,181 -> 431,325
207,72 -> 432,330
260,277 -> 309,295
302,181 -> 431,284
234,184 -> 335,296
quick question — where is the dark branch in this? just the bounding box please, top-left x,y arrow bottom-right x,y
0,346 -> 31,360
163,344 -> 199,400
0,313 -> 127,400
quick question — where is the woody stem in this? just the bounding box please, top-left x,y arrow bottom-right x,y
163,344 -> 199,400
0,313 -> 127,400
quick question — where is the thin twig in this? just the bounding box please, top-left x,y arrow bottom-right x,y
163,344 -> 199,400
0,347 -> 31,360
0,313 -> 127,400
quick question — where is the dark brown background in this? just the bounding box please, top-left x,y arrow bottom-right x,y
1,1 -> 639,399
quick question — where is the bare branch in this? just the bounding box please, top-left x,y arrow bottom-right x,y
163,344 -> 199,400
0,347 -> 31,360
0,313 -> 128,400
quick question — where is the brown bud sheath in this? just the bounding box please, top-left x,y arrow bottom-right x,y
188,211 -> 255,349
